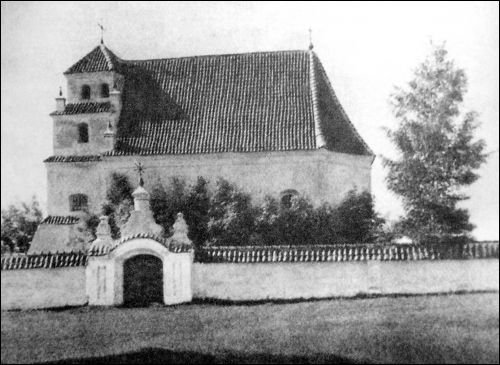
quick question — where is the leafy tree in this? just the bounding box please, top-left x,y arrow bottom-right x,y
334,190 -> 385,243
207,178 -> 256,246
384,43 -> 487,244
1,196 -> 43,253
256,195 -> 316,246
255,190 -> 383,246
102,173 -> 134,238
150,177 -> 188,235
106,172 -> 133,206
184,177 -> 211,248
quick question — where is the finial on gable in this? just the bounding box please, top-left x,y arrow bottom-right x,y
308,28 -> 314,51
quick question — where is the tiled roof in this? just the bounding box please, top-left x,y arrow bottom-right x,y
1,252 -> 87,270
44,155 -> 102,163
64,44 -> 121,74
41,216 -> 81,225
50,102 -> 111,116
88,232 -> 193,256
64,46 -> 372,156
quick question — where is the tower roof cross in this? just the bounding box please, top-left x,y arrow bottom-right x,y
98,23 -> 105,44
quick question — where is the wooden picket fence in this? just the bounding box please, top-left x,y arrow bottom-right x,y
196,241 -> 499,263
1,251 -> 87,270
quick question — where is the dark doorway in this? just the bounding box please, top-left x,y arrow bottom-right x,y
123,255 -> 163,307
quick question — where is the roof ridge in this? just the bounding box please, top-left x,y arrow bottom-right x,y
124,49 -> 308,64
100,43 -> 116,70
313,53 -> 374,156
308,50 -> 326,149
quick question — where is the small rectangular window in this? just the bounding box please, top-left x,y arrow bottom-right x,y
69,194 -> 88,211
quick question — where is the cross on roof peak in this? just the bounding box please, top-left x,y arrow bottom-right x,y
98,23 -> 105,44
134,162 -> 145,187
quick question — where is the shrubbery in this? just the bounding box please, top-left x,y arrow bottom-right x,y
1,196 -> 43,253
103,174 -> 385,248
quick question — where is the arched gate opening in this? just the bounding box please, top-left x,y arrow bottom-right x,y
123,254 -> 163,307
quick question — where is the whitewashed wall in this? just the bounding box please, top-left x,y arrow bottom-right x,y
2,258 -> 497,310
46,149 -> 372,215
1,267 -> 87,310
193,259 -> 499,301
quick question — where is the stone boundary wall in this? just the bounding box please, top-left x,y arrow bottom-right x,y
1,266 -> 87,310
1,242 -> 498,310
193,259 -> 499,301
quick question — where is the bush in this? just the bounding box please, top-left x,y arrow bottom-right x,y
1,196 -> 43,253
103,172 -> 384,246
184,177 -> 211,248
254,190 -> 384,246
150,177 -> 188,235
255,195 -> 316,246
334,190 -> 385,243
102,173 -> 134,238
207,178 -> 257,246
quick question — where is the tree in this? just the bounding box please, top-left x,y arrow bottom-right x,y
384,43 -> 487,244
207,178 -> 256,246
184,177 -> 211,248
150,177 -> 188,235
102,172 -> 134,238
334,190 -> 385,243
1,196 -> 43,253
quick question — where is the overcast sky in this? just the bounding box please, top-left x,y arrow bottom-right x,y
1,1 -> 498,239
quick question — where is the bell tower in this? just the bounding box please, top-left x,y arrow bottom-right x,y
50,43 -> 124,156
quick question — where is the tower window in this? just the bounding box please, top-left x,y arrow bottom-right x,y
78,123 -> 89,143
81,85 -> 91,100
69,194 -> 88,212
280,189 -> 299,209
100,83 -> 109,98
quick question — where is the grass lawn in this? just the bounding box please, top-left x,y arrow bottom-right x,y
1,293 -> 499,364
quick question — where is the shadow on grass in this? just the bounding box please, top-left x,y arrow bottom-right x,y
39,347 -> 367,364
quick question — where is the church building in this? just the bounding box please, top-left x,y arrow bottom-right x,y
29,40 -> 373,254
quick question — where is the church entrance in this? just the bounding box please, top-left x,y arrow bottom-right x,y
123,255 -> 163,307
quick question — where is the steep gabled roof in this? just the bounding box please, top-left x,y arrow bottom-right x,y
58,46 -> 372,158
64,44 -> 121,74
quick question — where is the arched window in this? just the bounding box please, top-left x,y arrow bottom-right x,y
81,85 -> 91,100
100,83 -> 109,98
280,189 -> 299,209
69,194 -> 88,212
77,123 -> 89,143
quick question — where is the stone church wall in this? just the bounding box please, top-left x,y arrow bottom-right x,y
1,267 -> 87,310
46,149 -> 372,216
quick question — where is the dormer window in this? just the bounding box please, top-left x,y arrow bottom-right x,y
78,123 -> 89,143
81,85 -> 91,100
69,194 -> 88,212
100,83 -> 109,98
